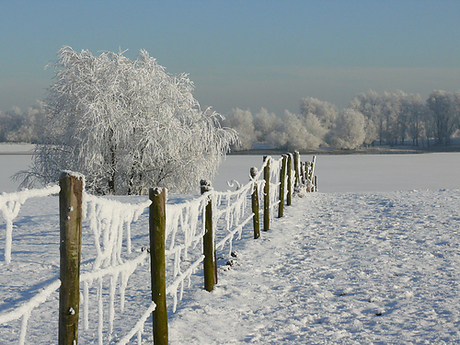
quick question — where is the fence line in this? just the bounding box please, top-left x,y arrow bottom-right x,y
0,153 -> 317,344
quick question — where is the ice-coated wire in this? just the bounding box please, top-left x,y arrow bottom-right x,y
84,193 -> 150,270
164,194 -> 208,311
0,185 -> 60,264
116,302 -> 156,345
216,213 -> 253,256
97,278 -> 103,345
80,250 -> 148,343
0,278 -> 61,324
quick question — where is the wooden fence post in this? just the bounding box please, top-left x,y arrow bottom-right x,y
314,175 -> 318,192
294,151 -> 300,188
311,156 -> 317,181
278,155 -> 287,218
149,187 -> 168,345
306,161 -> 312,192
301,162 -> 306,185
287,154 -> 292,206
201,180 -> 217,291
250,167 -> 260,239
263,156 -> 270,231
59,172 -> 83,345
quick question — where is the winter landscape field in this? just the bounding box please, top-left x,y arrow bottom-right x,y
1,145 -> 460,344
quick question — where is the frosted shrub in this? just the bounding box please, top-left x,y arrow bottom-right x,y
19,47 -> 237,194
221,108 -> 255,150
268,110 -> 321,151
329,108 -> 366,149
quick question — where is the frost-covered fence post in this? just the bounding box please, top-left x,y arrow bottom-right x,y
149,187 -> 168,345
287,154 -> 292,206
306,161 -> 312,192
300,162 -> 306,185
294,151 -> 300,188
59,172 -> 83,345
201,180 -> 217,292
278,155 -> 287,218
314,175 -> 318,192
308,156 -> 317,192
311,155 -> 317,184
250,167 -> 260,239
263,156 -> 270,231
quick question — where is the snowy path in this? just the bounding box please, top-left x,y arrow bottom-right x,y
169,190 -> 460,344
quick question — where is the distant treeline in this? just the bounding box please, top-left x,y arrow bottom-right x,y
221,89 -> 460,151
2,89 -> 459,150
0,101 -> 46,143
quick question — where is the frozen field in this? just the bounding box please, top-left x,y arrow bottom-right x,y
1,146 -> 460,344
2,144 -> 459,193
215,153 -> 460,193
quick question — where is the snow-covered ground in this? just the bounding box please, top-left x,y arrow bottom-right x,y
2,145 -> 459,194
215,153 -> 460,193
169,189 -> 460,344
1,146 -> 460,344
0,144 -> 35,193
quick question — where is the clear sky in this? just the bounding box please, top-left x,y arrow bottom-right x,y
1,0 -> 459,116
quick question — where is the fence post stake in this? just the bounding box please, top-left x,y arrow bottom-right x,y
287,154 -> 292,206
250,167 -> 260,239
314,175 -> 318,192
59,172 -> 83,345
294,150 -> 300,188
201,180 -> 217,291
301,162 -> 306,185
306,161 -> 312,192
263,156 -> 270,231
311,156 -> 317,181
149,187 -> 168,345
278,155 -> 287,218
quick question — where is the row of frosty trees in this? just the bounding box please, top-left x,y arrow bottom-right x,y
5,89 -> 460,151
223,90 -> 460,151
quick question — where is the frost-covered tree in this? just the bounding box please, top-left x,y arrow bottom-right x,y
0,102 -> 46,143
302,113 -> 328,145
0,106 -> 22,142
381,91 -> 405,145
403,94 -> 425,146
426,90 -> 457,144
268,110 -> 321,151
350,90 -> 381,145
300,97 -> 337,131
19,47 -> 237,195
253,108 -> 281,142
299,97 -> 336,145
329,109 -> 366,149
221,108 -> 254,150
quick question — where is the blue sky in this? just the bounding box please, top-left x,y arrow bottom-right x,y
1,0 -> 459,116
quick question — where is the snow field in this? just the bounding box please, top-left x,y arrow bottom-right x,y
169,189 -> 460,344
